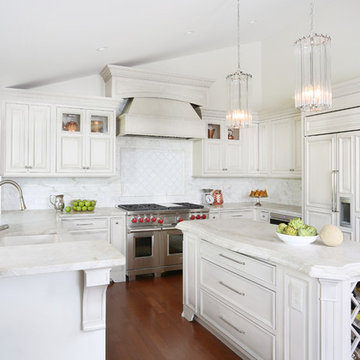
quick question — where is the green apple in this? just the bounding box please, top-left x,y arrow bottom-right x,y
65,206 -> 71,213
81,206 -> 87,211
78,201 -> 84,207
90,200 -> 96,206
72,201 -> 78,207
87,206 -> 94,211
76,206 -> 82,211
84,201 -> 91,207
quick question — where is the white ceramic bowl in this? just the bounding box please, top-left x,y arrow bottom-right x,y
276,232 -> 319,246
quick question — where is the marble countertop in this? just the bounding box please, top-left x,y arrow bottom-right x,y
177,218 -> 360,280
0,208 -> 125,278
209,202 -> 302,217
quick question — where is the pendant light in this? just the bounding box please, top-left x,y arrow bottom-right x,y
226,0 -> 252,129
294,0 -> 332,111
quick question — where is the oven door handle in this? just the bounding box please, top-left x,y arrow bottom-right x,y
128,228 -> 162,233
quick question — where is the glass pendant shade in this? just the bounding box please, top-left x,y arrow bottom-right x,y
294,33 -> 332,111
226,70 -> 252,128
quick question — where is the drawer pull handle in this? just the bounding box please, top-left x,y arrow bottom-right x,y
219,253 -> 245,265
219,281 -> 245,296
231,215 -> 243,218
220,316 -> 246,334
76,223 -> 94,226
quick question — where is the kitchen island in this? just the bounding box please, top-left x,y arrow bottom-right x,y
177,218 -> 360,360
0,210 -> 124,360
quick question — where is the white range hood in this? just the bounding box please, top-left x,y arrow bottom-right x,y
118,97 -> 204,138
100,65 -> 214,139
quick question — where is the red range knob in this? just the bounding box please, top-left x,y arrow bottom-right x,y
131,218 -> 137,223
151,217 -> 156,222
158,219 -> 164,224
190,215 -> 195,220
202,214 -> 207,219
145,217 -> 150,223
177,217 -> 183,222
138,217 -> 144,223
196,215 -> 201,219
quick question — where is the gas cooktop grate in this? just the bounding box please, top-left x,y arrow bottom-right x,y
117,203 -> 168,211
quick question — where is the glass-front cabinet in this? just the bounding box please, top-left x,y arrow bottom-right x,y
57,107 -> 114,175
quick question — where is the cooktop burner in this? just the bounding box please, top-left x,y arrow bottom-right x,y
117,203 -> 168,211
117,202 -> 204,212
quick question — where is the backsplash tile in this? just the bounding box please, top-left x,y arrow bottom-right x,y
1,136 -> 301,210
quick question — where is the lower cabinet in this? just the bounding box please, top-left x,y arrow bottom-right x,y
183,237 -> 320,360
60,215 -> 126,282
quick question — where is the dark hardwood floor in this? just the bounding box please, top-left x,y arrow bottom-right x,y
106,271 -> 241,360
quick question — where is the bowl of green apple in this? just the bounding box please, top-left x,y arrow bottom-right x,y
65,200 -> 97,213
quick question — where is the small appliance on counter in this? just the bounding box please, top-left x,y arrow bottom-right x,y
201,188 -> 214,205
212,189 -> 224,205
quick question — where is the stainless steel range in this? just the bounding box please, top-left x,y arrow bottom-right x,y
117,202 -> 209,281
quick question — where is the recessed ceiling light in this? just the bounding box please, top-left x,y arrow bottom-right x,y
96,47 -> 108,52
184,30 -> 195,36
249,20 -> 256,25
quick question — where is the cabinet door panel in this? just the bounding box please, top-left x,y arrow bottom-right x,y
59,136 -> 83,171
272,119 -> 293,173
356,135 -> 360,213
224,141 -> 241,173
28,105 -> 51,172
6,103 -> 28,172
305,207 -> 337,230
89,137 -> 111,171
258,122 -> 271,174
204,141 -> 222,173
305,135 -> 336,209
337,133 -> 353,194
294,118 -> 302,172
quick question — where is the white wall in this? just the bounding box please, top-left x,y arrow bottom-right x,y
137,43 -> 263,111
2,136 -> 301,210
261,0 -> 360,109
34,74 -> 105,97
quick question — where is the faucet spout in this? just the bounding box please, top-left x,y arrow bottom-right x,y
0,180 -> 27,210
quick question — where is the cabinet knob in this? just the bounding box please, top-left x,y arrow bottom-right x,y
289,169 -> 295,172
222,168 -> 228,171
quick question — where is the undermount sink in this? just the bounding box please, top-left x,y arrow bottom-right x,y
0,233 -> 59,247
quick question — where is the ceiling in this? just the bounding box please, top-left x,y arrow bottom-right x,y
0,0 -> 334,89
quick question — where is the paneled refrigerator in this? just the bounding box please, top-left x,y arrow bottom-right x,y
303,107 -> 360,241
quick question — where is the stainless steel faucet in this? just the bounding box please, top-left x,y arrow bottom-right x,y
0,180 -> 27,210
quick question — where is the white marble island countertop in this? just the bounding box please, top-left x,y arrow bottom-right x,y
177,218 -> 360,280
0,209 -> 125,279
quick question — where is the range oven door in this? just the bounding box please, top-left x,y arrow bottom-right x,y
160,228 -> 183,266
127,229 -> 161,270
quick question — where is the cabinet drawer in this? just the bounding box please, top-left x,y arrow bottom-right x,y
220,210 -> 254,220
67,229 -> 109,242
259,211 -> 270,222
200,241 -> 275,286
62,218 -> 108,231
200,290 -> 275,360
200,258 -> 275,329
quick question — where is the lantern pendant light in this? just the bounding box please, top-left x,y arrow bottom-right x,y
226,0 -> 252,129
294,0 -> 332,111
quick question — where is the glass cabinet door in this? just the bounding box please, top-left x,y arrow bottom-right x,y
90,115 -> 108,134
62,113 -> 81,132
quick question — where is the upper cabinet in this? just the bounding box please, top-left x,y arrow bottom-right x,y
57,108 -> 114,175
0,90 -> 118,177
4,103 -> 52,175
192,108 -> 301,178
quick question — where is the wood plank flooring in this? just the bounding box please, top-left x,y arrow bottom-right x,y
106,271 -> 241,360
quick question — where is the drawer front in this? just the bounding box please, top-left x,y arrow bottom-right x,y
259,211 -> 270,222
67,229 -> 109,242
200,290 -> 275,360
220,210 -> 254,220
200,258 -> 275,329
200,241 -> 275,286
62,218 -> 108,231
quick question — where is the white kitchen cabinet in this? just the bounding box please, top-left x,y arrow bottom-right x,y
337,133 -> 354,194
219,209 -> 255,220
203,140 -> 223,173
258,121 -> 271,174
110,217 -> 126,282
271,117 -> 300,176
57,107 -> 114,175
356,215 -> 360,243
4,103 -> 52,175
355,134 -> 360,213
305,207 -> 338,230
305,134 -> 336,210
239,124 -> 259,174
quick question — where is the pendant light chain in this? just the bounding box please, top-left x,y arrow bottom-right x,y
237,0 -> 241,70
